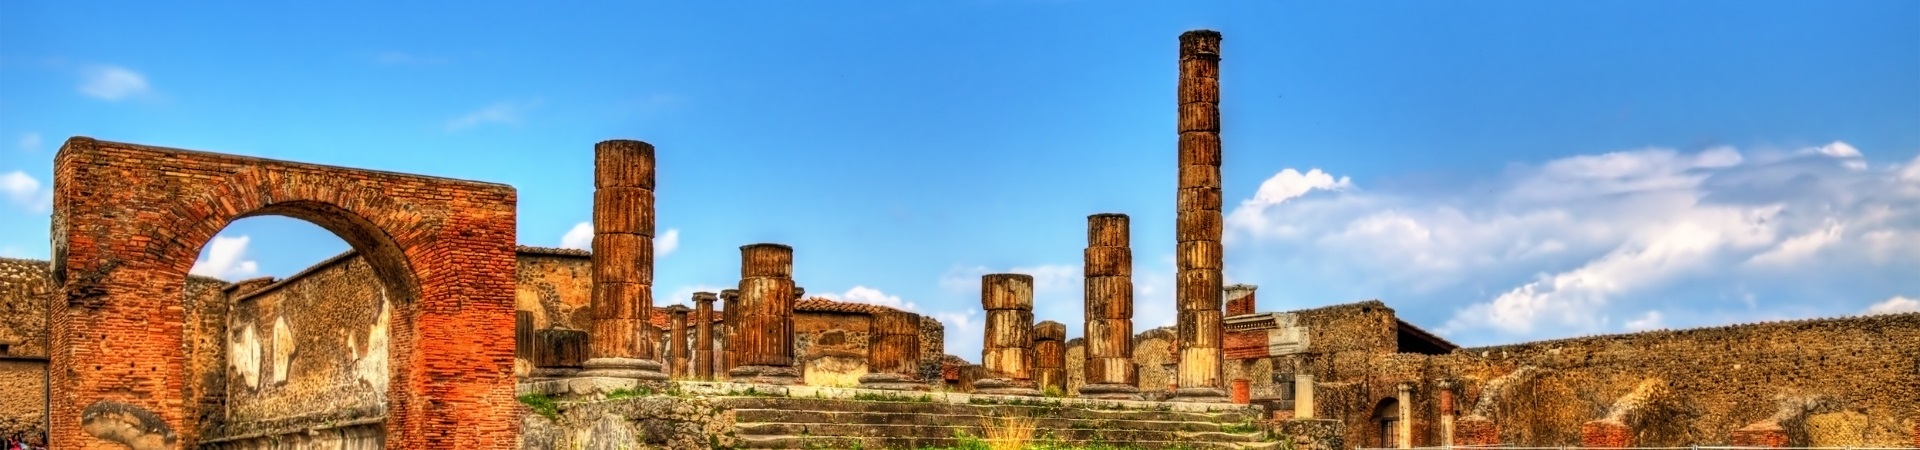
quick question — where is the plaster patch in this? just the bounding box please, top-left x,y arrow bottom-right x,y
270,315 -> 295,385
229,322 -> 262,389
80,401 -> 175,450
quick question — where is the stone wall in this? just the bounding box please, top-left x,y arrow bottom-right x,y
218,251 -> 390,431
0,258 -> 52,358
1132,327 -> 1178,397
794,311 -> 873,387
1452,312 -> 1920,447
512,247 -> 595,378
0,358 -> 45,441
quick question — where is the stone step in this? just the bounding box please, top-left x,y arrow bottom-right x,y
731,409 -> 1247,433
734,422 -> 1267,443
715,397 -> 1260,423
733,434 -> 1285,450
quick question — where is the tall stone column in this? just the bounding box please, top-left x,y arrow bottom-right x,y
580,139 -> 668,380
694,291 -> 717,380
1173,29 -> 1228,403
1032,321 -> 1067,396
1080,213 -> 1142,399
720,288 -> 740,375
976,273 -> 1042,396
859,310 -> 929,390
669,305 -> 690,379
728,243 -> 802,384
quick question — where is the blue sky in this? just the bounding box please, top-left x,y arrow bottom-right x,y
3,1 -> 1917,360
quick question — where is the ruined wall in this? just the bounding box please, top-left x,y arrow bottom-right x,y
513,247 -> 595,378
795,311 -> 873,387
1450,312 -> 1920,447
1064,338 -> 1086,396
1133,327 -> 1178,397
0,258 -> 52,358
0,358 -> 44,441
221,251 -> 389,430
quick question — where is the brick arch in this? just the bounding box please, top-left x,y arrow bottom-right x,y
49,137 -> 519,450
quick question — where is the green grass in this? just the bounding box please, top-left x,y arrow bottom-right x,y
604,387 -> 650,400
517,393 -> 560,420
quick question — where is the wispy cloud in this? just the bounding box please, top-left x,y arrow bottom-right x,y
374,51 -> 450,66
0,170 -> 51,212
17,132 -> 41,152
189,235 -> 260,281
558,221 -> 680,258
77,64 -> 151,101
1224,141 -> 1920,344
445,99 -> 540,132
815,285 -> 918,311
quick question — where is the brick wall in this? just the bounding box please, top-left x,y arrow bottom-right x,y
48,137 -> 519,449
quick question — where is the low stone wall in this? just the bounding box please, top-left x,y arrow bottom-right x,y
1270,419 -> 1344,450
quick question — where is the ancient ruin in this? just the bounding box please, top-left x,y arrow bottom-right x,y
0,28 -> 1915,450
1173,29 -> 1230,404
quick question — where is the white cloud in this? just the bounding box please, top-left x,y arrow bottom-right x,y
445,100 -> 539,131
1865,296 -> 1919,315
665,284 -> 731,308
931,308 -> 984,361
190,235 -> 260,281
938,263 -> 1080,293
0,170 -> 50,212
656,229 -> 680,257
17,132 -> 40,152
1623,310 -> 1664,331
557,221 -> 679,258
77,64 -> 151,101
815,285 -> 918,312
1225,141 -> 1920,344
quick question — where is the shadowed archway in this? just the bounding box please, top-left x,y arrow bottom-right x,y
49,137 -> 519,449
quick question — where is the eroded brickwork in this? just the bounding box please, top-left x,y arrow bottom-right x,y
48,137 -> 518,449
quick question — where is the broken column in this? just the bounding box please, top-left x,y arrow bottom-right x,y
720,288 -> 740,375
1224,284 -> 1257,316
1173,29 -> 1228,403
859,310 -> 929,391
579,139 -> 668,380
975,273 -> 1042,396
728,243 -> 802,385
1032,321 -> 1067,396
668,305 -> 691,379
694,291 -> 717,380
1080,213 -> 1143,400
529,328 -> 589,379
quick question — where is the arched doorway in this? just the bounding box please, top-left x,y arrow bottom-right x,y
1373,397 -> 1402,448
48,137 -> 519,449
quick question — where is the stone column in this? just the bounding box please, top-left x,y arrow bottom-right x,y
1224,284 -> 1257,316
1032,321 -> 1067,396
669,305 -> 690,379
859,310 -> 929,390
1293,374 -> 1315,419
1173,29 -> 1228,403
728,244 -> 802,384
1397,383 -> 1413,449
1438,380 -> 1457,448
694,291 -> 717,380
580,139 -> 668,380
975,273 -> 1041,396
720,288 -> 740,375
1080,213 -> 1143,399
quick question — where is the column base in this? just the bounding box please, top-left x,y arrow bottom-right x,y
527,367 -> 581,380
1077,383 -> 1144,400
973,378 -> 1043,396
729,365 -> 803,385
857,373 -> 930,391
577,357 -> 669,381
1171,387 -> 1230,403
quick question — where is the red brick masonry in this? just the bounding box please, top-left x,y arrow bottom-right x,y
49,137 -> 519,449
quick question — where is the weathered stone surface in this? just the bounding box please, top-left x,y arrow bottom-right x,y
533,329 -> 589,371
668,305 -> 691,379
978,273 -> 1040,396
1033,321 -> 1068,395
692,292 -> 716,381
730,244 -> 800,385
586,139 -> 664,385
1081,213 -> 1142,400
49,137 -> 518,449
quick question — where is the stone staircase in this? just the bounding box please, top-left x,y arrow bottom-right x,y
717,396 -> 1283,449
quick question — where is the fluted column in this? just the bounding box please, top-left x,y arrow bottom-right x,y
1080,213 -> 1143,399
668,305 -> 690,379
720,288 -> 740,375
975,273 -> 1041,396
1032,321 -> 1067,396
859,310 -> 930,390
580,139 -> 667,380
1173,29 -> 1227,403
694,291 -> 717,380
728,244 -> 802,384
